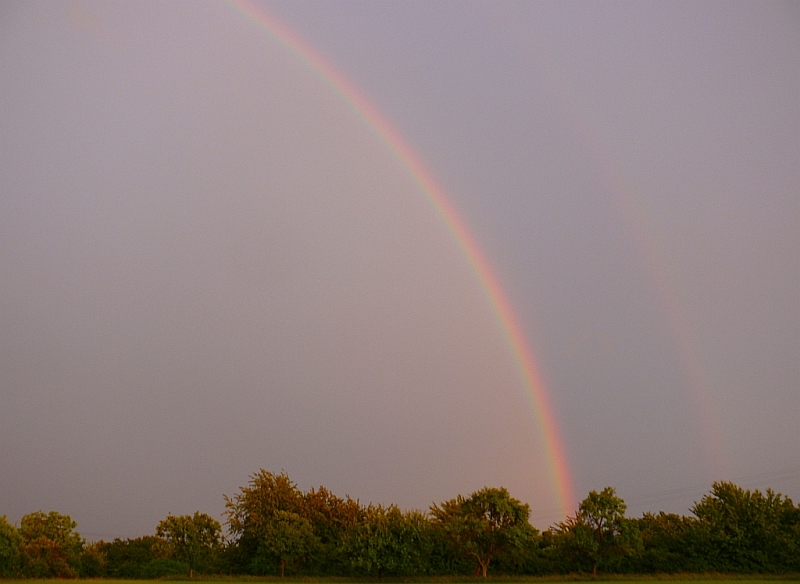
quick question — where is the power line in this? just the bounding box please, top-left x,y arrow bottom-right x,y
527,464 -> 800,525
623,464 -> 800,511
82,532 -> 133,540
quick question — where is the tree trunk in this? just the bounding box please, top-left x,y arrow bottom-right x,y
279,559 -> 285,578
478,558 -> 489,577
189,568 -> 194,579
471,554 -> 490,577
592,564 -> 597,578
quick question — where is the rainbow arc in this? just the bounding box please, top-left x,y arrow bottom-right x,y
227,0 -> 576,517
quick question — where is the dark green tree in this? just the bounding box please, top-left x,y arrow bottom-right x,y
628,512 -> 695,573
554,487 -> 639,576
689,481 -> 800,572
0,516 -> 24,577
99,535 -> 160,578
78,541 -> 107,577
431,486 -> 533,577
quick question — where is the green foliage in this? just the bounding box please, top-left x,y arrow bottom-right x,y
7,474 -> 800,578
99,535 -> 160,578
140,557 -> 190,578
0,515 -> 24,577
688,481 -> 800,572
341,504 -> 434,577
431,486 -> 533,577
225,470 -> 317,576
225,470 -> 303,548
261,509 -> 318,577
78,541 -> 107,577
156,511 -> 224,575
18,510 -> 85,578
490,519 -> 543,575
301,485 -> 363,574
553,487 -> 640,576
628,512 -> 696,573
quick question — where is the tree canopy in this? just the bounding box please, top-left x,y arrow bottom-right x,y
554,487 -> 642,576
18,511 -> 84,578
3,475 -> 799,578
0,515 -> 24,577
155,511 -> 223,577
431,486 -> 535,577
689,481 -> 800,572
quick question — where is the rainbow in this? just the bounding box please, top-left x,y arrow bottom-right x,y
524,49 -> 727,478
225,0 -> 575,516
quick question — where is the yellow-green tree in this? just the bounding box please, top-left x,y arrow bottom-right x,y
343,504 -> 431,577
225,470 -> 312,575
302,485 -> 363,570
156,511 -> 224,577
260,510 -> 317,577
19,511 -> 84,578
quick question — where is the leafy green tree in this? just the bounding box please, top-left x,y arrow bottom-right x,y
140,557 -> 190,578
628,512 -> 695,573
342,504 -> 432,577
0,516 -> 24,577
78,541 -> 107,577
19,510 -> 84,578
225,470 -> 310,575
490,519 -> 542,575
260,510 -> 318,577
99,535 -> 160,578
689,481 -> 800,572
431,486 -> 533,577
156,511 -> 224,577
301,485 -> 364,573
225,470 -> 303,536
554,487 -> 639,576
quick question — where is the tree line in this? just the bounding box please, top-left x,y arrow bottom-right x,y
1,470 -> 798,578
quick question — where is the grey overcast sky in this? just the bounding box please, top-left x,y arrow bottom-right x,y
1,0 -> 798,539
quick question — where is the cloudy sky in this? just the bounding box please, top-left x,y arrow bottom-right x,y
1,0 -> 797,538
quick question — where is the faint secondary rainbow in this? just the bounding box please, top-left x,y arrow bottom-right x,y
226,0 -> 575,516
520,46 -> 727,478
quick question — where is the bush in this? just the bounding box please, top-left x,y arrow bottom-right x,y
141,558 -> 190,578
0,516 -> 24,577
